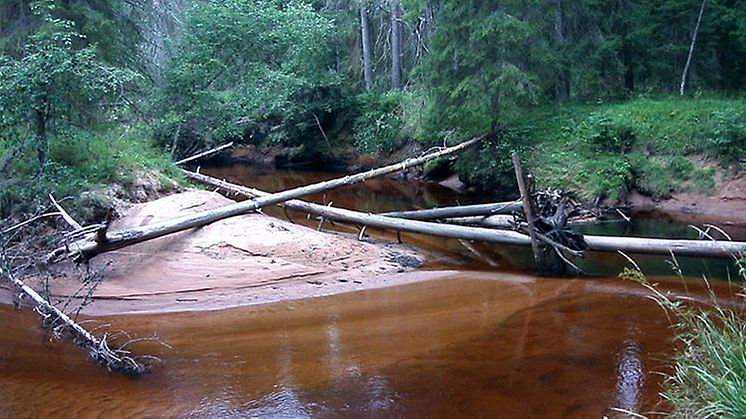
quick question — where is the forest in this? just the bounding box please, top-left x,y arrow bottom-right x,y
0,0 -> 745,217
1,1 -> 746,417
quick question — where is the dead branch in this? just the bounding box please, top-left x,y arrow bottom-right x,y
174,142 -> 234,165
183,170 -> 746,258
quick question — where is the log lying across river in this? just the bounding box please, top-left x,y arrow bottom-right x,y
183,171 -> 746,259
52,136 -> 485,261
381,202 -> 522,220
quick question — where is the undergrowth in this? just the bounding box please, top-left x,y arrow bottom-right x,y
0,126 -> 182,221
620,247 -> 746,418
456,96 -> 746,200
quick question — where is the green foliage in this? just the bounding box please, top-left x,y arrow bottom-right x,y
662,306 -> 746,418
517,97 -> 746,202
0,126 -> 180,219
158,0 -> 337,155
621,255 -> 746,418
416,1 -> 547,140
353,92 -> 404,155
585,113 -> 636,152
703,109 -> 746,162
453,131 -> 521,195
0,2 -> 137,165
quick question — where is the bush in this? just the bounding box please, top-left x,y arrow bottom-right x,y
580,153 -> 631,201
703,109 -> 746,163
0,126 -> 180,220
353,92 -> 404,155
453,131 -> 521,196
584,113 -> 636,152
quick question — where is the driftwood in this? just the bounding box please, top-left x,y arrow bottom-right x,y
381,201 -> 521,220
443,214 -> 604,229
182,170 -> 746,259
0,197 -> 159,375
51,136 -> 485,262
512,151 -> 544,273
0,258 -> 150,376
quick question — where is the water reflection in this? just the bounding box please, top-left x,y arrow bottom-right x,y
614,339 -> 644,413
0,274 -> 689,416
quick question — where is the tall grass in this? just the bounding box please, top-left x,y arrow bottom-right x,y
620,248 -> 746,418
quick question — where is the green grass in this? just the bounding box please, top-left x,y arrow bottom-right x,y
663,305 -> 746,418
621,251 -> 746,418
508,96 -> 746,201
0,125 -> 183,220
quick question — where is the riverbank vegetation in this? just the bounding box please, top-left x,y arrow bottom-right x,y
622,251 -> 746,417
1,0 -> 745,410
3,0 -> 745,218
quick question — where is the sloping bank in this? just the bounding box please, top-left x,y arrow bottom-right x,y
0,191 -> 449,315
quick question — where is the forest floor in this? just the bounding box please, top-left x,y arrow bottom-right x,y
0,190 -> 450,315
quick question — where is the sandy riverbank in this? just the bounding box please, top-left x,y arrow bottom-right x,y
628,173 -> 746,227
0,190 -> 453,316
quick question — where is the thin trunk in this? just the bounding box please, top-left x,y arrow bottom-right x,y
390,0 -> 402,90
680,0 -> 708,96
553,0 -> 570,101
34,108 -> 47,166
360,0 -> 373,90
512,152 -> 544,275
381,201 -> 522,220
423,2 -> 434,40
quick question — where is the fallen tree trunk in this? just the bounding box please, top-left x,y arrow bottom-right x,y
443,215 -> 603,229
183,171 -> 746,259
52,136 -> 485,261
174,142 -> 234,166
381,201 -> 521,220
0,256 -> 149,376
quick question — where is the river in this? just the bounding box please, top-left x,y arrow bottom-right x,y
1,166 -> 743,417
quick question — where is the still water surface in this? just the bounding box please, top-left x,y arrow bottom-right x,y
1,166 -> 743,417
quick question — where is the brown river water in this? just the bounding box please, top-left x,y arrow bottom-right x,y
1,166 -> 744,418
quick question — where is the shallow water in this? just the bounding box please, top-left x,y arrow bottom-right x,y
1,273 -> 681,417
1,166 -> 743,417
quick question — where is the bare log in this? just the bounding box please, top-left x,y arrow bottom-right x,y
512,151 -> 544,273
0,257 -> 149,376
52,136 -> 485,261
49,194 -> 82,231
183,170 -> 746,259
444,215 -> 602,229
174,142 -> 234,165
381,201 -> 521,220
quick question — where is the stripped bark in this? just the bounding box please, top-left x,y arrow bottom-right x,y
51,136 -> 485,262
512,152 -> 544,273
680,0 -> 708,96
174,142 -> 234,165
381,201 -> 522,220
0,255 -> 151,376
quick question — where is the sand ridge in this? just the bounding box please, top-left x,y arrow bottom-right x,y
1,190 -> 445,315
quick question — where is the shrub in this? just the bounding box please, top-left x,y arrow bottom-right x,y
353,92 -> 404,155
703,109 -> 746,163
584,113 -> 636,152
453,131 -> 521,196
